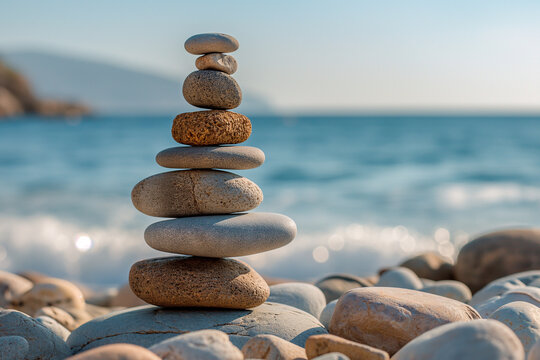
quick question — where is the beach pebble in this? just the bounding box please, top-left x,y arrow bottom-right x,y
183,70 -> 241,109
319,300 -> 337,329
156,145 -> 264,170
67,303 -> 327,353
0,270 -> 33,307
35,306 -> 77,331
391,319 -> 524,360
400,252 -> 454,281
185,33 -> 239,55
475,287 -> 540,318
471,270 -> 540,307
149,330 -> 243,360
0,309 -> 71,360
329,287 -> 480,355
529,340 -> 540,360
455,229 -> 540,292
241,334 -> 307,360
489,301 -> 540,356
145,213 -> 296,258
375,267 -> 423,290
0,336 -> 30,360
268,282 -> 326,318
421,280 -> 472,303
172,110 -> 251,146
314,274 -> 372,303
305,334 -> 389,360
196,53 -> 238,74
35,316 -> 71,341
10,278 -> 85,316
131,169 -> 262,218
129,256 -> 269,308
66,343 -> 161,360
312,353 -> 350,360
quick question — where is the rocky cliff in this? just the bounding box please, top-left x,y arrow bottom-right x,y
0,59 -> 90,118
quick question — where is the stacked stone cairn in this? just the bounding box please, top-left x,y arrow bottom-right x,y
129,33 -> 297,309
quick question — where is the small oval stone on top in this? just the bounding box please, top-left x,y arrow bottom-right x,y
185,33 -> 239,54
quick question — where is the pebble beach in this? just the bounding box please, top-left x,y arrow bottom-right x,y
1,33 -> 540,360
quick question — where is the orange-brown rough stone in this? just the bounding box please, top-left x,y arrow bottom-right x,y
66,343 -> 161,360
131,169 -> 263,218
129,256 -> 269,308
172,110 -> 251,146
305,334 -> 389,360
329,287 -> 481,355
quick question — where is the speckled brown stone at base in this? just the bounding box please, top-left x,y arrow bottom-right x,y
129,256 -> 270,308
196,53 -> 238,74
183,70 -> 242,110
172,110 -> 251,146
131,169 -> 263,217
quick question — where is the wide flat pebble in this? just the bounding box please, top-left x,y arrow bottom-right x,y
156,146 -> 264,170
391,319 -> 524,360
129,256 -> 269,308
305,334 -> 389,360
131,170 -> 262,217
196,53 -> 238,74
66,343 -> 161,360
149,330 -> 243,360
172,110 -> 251,146
183,70 -> 241,109
67,303 -> 327,353
0,309 -> 71,360
268,282 -> 326,318
185,33 -> 239,54
0,336 -> 30,360
241,334 -> 307,360
399,252 -> 454,281
490,301 -> 540,356
329,287 -> 480,355
314,274 -> 372,303
145,213 -> 296,257
455,229 -> 540,292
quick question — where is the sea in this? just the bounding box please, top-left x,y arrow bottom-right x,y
1,115 -> 540,286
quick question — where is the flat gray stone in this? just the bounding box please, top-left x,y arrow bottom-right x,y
67,303 -> 327,354
185,33 -> 239,55
183,70 -> 242,110
156,146 -> 265,170
196,53 -> 238,74
0,309 -> 71,360
268,282 -> 326,318
392,319 -> 524,360
0,336 -> 29,360
490,301 -> 540,356
145,213 -> 296,257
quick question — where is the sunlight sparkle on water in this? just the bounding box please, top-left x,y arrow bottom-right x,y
75,234 -> 93,252
312,246 -> 329,263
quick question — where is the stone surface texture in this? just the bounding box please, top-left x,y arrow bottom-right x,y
183,70 -> 241,109
455,229 -> 540,292
0,336 -> 30,360
66,343 -> 161,360
172,111 -> 251,146
156,146 -> 264,170
305,334 -> 389,360
129,256 -> 269,308
67,303 -> 327,353
149,330 -> 243,360
241,334 -> 307,360
185,33 -> 239,55
268,282 -> 326,318
35,316 -> 71,341
391,319 -> 525,360
196,53 -> 238,74
329,287 -> 480,355
145,213 -> 296,257
131,170 -> 262,218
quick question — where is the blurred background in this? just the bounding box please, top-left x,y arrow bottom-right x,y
1,0 -> 539,286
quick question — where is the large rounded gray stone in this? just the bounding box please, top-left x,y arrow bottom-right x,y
184,33 -> 239,55
67,303 -> 327,354
145,213 -> 296,257
0,309 -> 71,360
156,146 -> 264,170
392,319 -> 524,360
268,282 -> 326,318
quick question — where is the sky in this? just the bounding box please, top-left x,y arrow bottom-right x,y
1,0 -> 540,113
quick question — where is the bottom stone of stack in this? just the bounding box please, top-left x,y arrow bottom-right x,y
129,256 -> 269,309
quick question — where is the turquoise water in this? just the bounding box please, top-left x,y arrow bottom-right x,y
1,115 -> 540,285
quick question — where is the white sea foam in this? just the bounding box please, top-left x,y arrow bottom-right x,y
437,183 -> 540,209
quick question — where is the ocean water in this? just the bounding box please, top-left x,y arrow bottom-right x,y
1,115 -> 540,286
